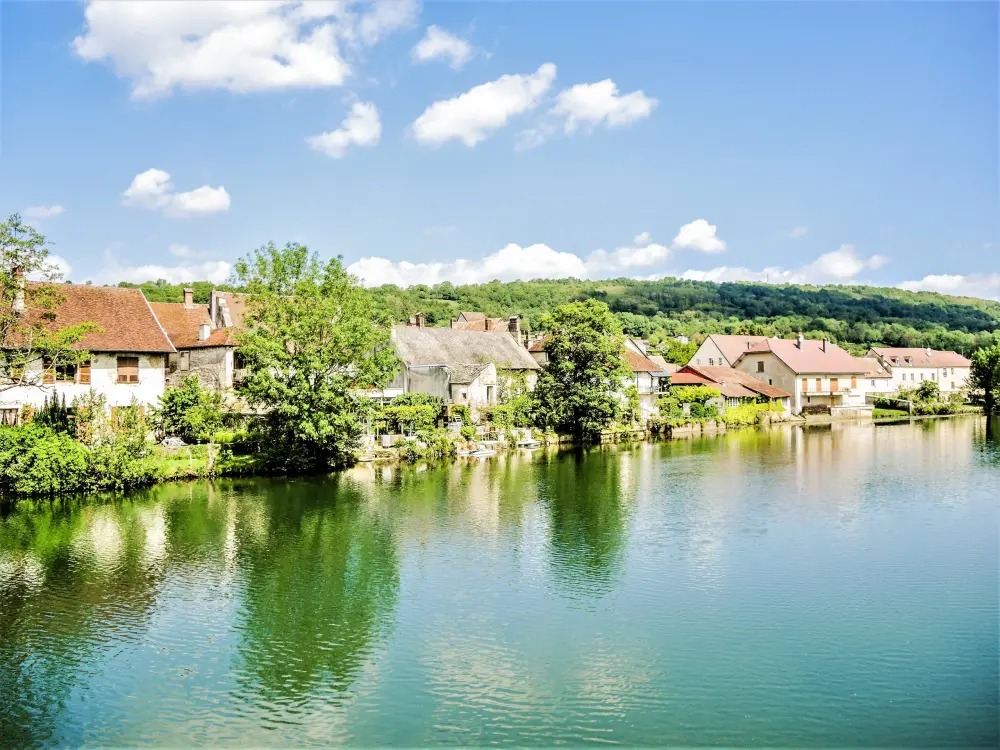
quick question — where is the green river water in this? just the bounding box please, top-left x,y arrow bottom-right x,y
1,418 -> 997,747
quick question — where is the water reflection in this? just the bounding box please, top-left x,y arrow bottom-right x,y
0,418 -> 995,747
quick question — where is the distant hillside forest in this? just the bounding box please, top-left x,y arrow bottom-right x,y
118,277 -> 1000,360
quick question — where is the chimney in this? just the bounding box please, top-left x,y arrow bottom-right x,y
183,287 -> 194,307
415,312 -> 425,328
199,323 -> 211,341
822,338 -> 828,353
796,333 -> 804,349
12,267 -> 25,314
508,315 -> 520,337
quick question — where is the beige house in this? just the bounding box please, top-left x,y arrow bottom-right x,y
867,347 -> 971,393
689,334 -> 770,367
856,357 -> 895,396
734,336 -> 869,415
1,283 -> 175,424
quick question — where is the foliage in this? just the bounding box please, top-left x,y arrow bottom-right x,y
1,213 -> 98,393
672,385 -> 721,404
656,337 -> 699,365
720,403 -> 767,427
489,392 -> 534,428
450,403 -> 471,425
232,241 -> 399,472
873,408 -> 909,419
70,390 -> 111,445
460,425 -> 476,441
531,300 -> 631,438
391,392 -> 443,408
154,375 -> 227,442
34,391 -> 72,434
915,379 -> 941,402
969,343 -> 1000,415
377,404 -> 438,435
117,279 -> 234,304
621,385 -> 641,425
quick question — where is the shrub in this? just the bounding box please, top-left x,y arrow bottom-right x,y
154,375 -> 226,442
0,424 -> 88,495
873,408 -> 908,418
451,403 -> 471,426
377,404 -> 438,434
489,393 -> 533,428
721,403 -> 765,427
34,392 -> 73,434
460,425 -> 476,441
915,380 -> 940,402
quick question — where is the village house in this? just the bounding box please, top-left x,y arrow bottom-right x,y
688,334 -> 770,367
450,311 -> 511,332
384,314 -> 539,408
1,283 -> 175,424
734,335 -> 869,416
623,338 -> 671,423
867,347 -> 971,393
150,288 -> 241,390
856,356 -> 895,395
671,363 -> 792,412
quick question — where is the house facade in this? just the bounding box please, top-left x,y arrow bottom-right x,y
867,347 -> 971,393
689,334 -> 770,367
386,317 -> 540,407
734,336 -> 869,415
623,338 -> 670,423
856,357 -> 895,395
150,289 -> 239,390
0,284 -> 174,424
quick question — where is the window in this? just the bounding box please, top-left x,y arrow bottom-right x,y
931,372 -> 936,380
768,378 -> 773,385
42,358 -> 80,384
0,408 -> 19,426
801,379 -> 808,393
951,382 -> 955,390
234,351 -> 248,370
851,376 -> 857,389
727,397 -> 739,408
708,358 -> 714,365
696,358 -> 701,364
179,351 -> 190,371
815,378 -> 822,391
830,377 -> 839,393
756,361 -> 764,373
871,379 -> 876,387
920,373 -> 925,381
117,356 -> 140,384
78,361 -> 91,385
910,373 -> 915,381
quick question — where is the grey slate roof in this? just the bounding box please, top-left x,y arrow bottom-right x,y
447,362 -> 491,385
392,326 -> 539,371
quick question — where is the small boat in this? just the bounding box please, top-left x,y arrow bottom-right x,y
516,439 -> 541,448
468,449 -> 496,457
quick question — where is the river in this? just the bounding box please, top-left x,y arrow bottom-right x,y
1,418 -> 997,747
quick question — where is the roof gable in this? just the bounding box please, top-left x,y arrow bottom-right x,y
392,326 -> 539,370
742,338 -> 865,374
707,334 -> 771,364
869,347 -> 971,368
149,302 -> 234,349
20,283 -> 174,353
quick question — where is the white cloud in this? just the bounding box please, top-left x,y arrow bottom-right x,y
585,236 -> 671,274
28,254 -> 73,281
899,273 -> 1000,301
672,219 -> 727,253
307,101 -> 381,158
168,243 -> 198,258
23,205 -> 66,219
122,168 -> 230,217
677,245 -> 887,286
787,225 -> 808,239
71,0 -> 416,99
633,231 -> 652,246
349,242 -> 588,286
514,122 -> 556,151
411,25 -> 472,70
552,79 -> 657,133
101,253 -> 232,285
411,63 -> 557,147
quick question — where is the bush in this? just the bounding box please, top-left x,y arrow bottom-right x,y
721,403 -> 766,427
489,393 -> 533,429
0,424 -> 88,495
460,425 -> 476,441
873,408 -> 909,418
377,404 -> 439,434
451,403 -> 471,426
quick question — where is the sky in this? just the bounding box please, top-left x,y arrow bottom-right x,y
2,1 -> 998,300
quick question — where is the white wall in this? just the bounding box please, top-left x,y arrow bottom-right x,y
735,353 -> 866,414
888,366 -> 970,393
689,338 -> 729,367
0,352 -> 167,413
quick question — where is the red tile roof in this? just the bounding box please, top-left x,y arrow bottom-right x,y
706,334 -> 771,365
647,355 -> 680,374
213,291 -> 248,328
869,347 -> 971,368
19,282 -> 174,353
149,302 -> 234,349
677,364 -> 792,399
856,357 -> 892,379
623,348 -> 661,373
670,371 -> 713,385
742,338 -> 865,375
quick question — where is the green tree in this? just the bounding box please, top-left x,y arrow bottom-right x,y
969,343 -> 1000,415
232,242 -> 399,471
1,214 -> 97,393
154,375 -> 226,442
532,300 -> 631,438
915,379 -> 941,402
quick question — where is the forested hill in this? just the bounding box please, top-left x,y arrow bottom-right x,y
119,277 -> 1000,356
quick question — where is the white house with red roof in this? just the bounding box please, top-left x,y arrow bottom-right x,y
688,334 -> 770,367
734,335 -> 869,415
867,347 -> 971,394
1,282 -> 175,424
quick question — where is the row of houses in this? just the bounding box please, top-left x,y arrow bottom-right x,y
0,282 -> 974,424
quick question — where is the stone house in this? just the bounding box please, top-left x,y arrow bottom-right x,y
1,283 -> 174,424
385,315 -> 539,407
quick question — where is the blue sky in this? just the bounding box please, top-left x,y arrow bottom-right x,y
2,1 -> 998,299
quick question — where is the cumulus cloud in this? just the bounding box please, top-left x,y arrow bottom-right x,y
677,245 -> 888,286
552,79 -> 657,133
787,225 -> 808,239
23,205 -> 66,219
899,273 -> 1000,301
672,219 -> 727,253
27,254 -> 73,281
307,101 -> 381,158
100,249 -> 232,285
585,235 -> 671,274
348,242 -> 587,286
122,168 -> 230,217
71,0 -> 416,99
411,63 -> 557,147
411,25 -> 472,70
633,232 -> 652,245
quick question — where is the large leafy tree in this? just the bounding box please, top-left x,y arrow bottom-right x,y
1,214 -> 96,393
969,343 -> 1000,416
232,242 -> 398,471
533,299 -> 631,438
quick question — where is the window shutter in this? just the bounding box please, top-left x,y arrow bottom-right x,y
78,361 -> 91,385
42,358 -> 55,385
851,376 -> 857,389
117,356 -> 140,384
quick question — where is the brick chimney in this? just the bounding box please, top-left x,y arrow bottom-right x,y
199,323 -> 211,341
508,315 -> 520,337
183,287 -> 194,307
822,338 -> 828,353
